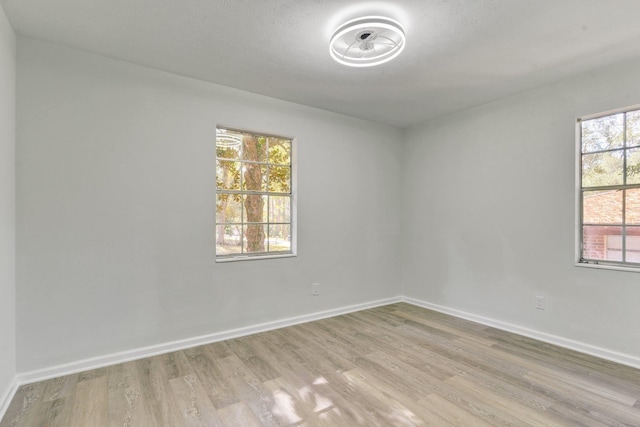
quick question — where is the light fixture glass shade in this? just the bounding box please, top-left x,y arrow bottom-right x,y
329,16 -> 406,67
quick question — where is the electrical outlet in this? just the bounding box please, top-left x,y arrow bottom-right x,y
312,283 -> 320,297
535,296 -> 545,310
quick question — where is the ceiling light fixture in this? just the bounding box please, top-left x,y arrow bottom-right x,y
216,128 -> 242,148
329,16 -> 406,67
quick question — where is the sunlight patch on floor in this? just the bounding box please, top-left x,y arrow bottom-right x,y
271,389 -> 302,424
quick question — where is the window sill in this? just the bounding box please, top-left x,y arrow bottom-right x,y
216,253 -> 296,263
575,262 -> 640,273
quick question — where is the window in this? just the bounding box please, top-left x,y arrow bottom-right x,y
215,127 -> 294,261
578,106 -> 640,269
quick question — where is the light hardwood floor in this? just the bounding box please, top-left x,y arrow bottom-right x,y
2,303 -> 640,426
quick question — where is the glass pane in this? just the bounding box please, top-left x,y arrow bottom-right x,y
626,188 -> 640,225
268,165 -> 291,193
243,194 -> 267,223
215,224 -> 242,255
216,161 -> 241,190
216,145 -> 242,161
581,151 -> 624,187
268,138 -> 291,165
216,129 -> 243,160
241,133 -> 267,162
626,110 -> 640,147
243,224 -> 267,253
582,190 -> 622,225
216,194 -> 242,224
581,114 -> 623,153
604,234 -> 623,261
626,227 -> 640,263
583,226 -> 622,261
268,224 -> 291,252
242,164 -> 267,192
626,148 -> 640,185
269,196 -> 291,223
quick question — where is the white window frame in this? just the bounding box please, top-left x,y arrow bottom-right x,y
576,104 -> 640,272
215,125 -> 297,262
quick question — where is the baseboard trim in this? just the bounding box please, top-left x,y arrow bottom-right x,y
17,296 -> 402,385
402,296 -> 640,370
15,295 -> 640,388
0,376 -> 18,423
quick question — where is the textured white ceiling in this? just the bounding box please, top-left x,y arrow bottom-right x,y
4,0 -> 640,128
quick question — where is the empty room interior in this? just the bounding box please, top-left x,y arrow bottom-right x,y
2,0 -> 640,425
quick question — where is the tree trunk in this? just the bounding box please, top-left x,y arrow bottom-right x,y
243,135 -> 265,252
216,165 -> 231,245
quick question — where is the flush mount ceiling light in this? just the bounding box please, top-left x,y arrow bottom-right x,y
329,16 -> 406,67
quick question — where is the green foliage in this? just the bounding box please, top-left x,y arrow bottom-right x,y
582,112 -> 640,188
627,149 -> 640,185
267,138 -> 291,165
628,164 -> 640,177
582,151 -> 623,187
581,114 -> 623,153
216,129 -> 292,254
627,111 -> 640,147
267,138 -> 291,193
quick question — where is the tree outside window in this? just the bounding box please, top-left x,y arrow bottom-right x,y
216,127 -> 293,260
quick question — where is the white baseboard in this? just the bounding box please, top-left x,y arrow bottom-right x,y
0,376 -> 18,423
14,294 -> 640,391
17,296 -> 402,386
402,296 -> 640,370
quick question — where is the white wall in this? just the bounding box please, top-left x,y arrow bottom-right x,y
17,25 -> 640,377
16,38 -> 403,372
403,57 -> 640,358
0,1 -> 16,411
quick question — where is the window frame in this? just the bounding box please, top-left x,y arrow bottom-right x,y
215,125 -> 297,262
576,104 -> 640,272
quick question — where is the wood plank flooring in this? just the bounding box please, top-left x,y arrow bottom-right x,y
3,303 -> 640,426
